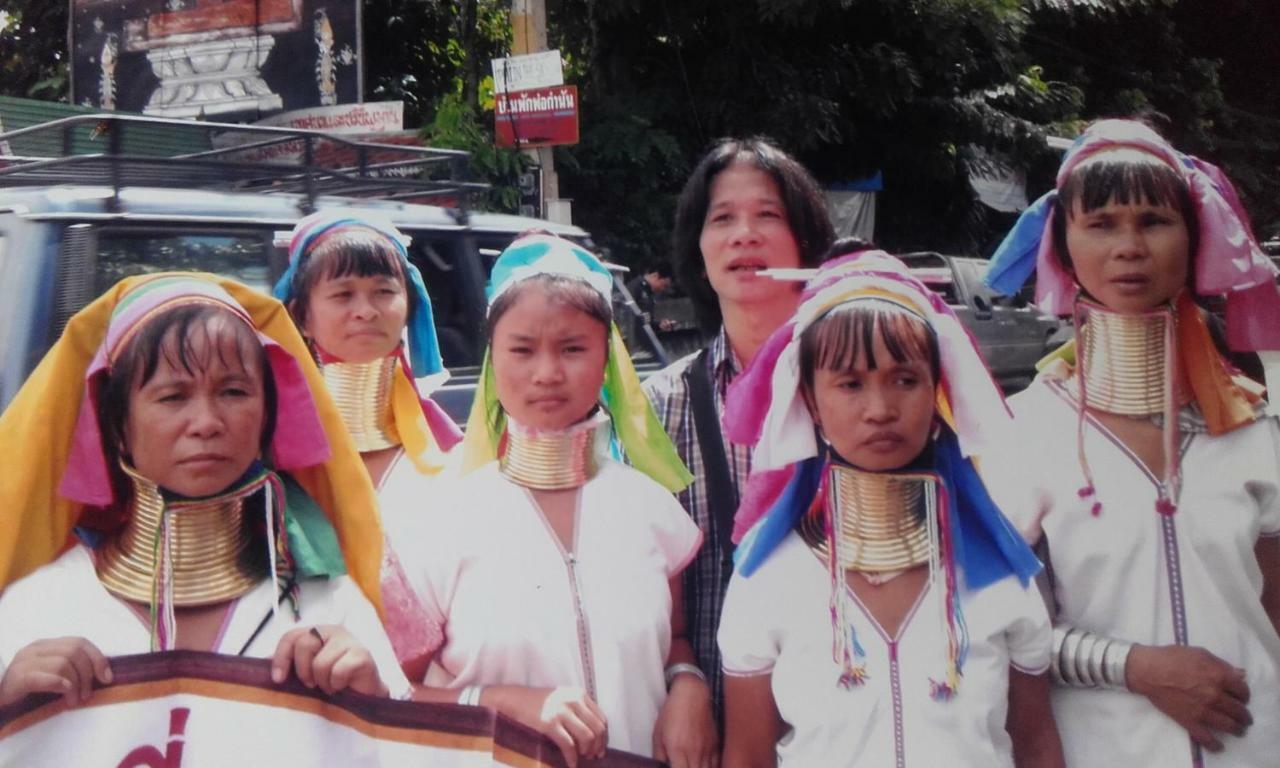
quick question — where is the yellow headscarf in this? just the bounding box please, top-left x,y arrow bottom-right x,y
0,273 -> 385,614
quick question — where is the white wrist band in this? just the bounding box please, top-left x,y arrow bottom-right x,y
664,662 -> 707,689
457,685 -> 484,706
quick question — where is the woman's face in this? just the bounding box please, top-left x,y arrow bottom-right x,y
699,161 -> 802,309
1064,196 -> 1191,313
302,265 -> 409,363
808,327 -> 936,472
490,285 -> 609,431
124,314 -> 267,497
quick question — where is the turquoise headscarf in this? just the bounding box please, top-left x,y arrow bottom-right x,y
273,210 -> 445,380
461,233 -> 692,493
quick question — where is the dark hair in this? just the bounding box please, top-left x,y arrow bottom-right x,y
798,301 -> 940,404
286,229 -> 408,328
1050,149 -> 1200,285
823,236 -> 878,261
645,262 -> 673,279
671,137 -> 836,332
485,273 -> 613,344
97,304 -> 277,490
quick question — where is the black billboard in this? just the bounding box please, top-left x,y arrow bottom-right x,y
70,0 -> 362,121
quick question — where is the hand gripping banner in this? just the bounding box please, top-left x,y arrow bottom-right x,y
0,653 -> 657,768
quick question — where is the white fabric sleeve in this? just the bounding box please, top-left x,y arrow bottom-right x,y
978,427 -> 1051,546
333,577 -> 413,699
1254,418 -> 1280,537
634,475 -> 704,577
384,481 -> 466,632
717,567 -> 781,677
1004,580 -> 1053,675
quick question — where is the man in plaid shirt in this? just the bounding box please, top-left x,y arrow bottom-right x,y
644,137 -> 834,742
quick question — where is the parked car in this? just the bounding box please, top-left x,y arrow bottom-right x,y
901,252 -> 1064,391
0,114 -> 665,423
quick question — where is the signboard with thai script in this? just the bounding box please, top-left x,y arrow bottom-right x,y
0,652 -> 657,767
69,0 -> 362,120
252,102 -> 404,135
210,102 -> 406,164
490,51 -> 565,94
494,86 -> 580,149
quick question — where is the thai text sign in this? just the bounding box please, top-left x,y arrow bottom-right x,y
0,652 -> 656,767
490,51 -> 565,94
495,86 -> 580,149
210,102 -> 406,164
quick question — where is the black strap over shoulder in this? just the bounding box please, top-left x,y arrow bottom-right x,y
688,347 -> 737,571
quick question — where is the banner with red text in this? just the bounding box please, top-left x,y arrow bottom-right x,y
0,652 -> 656,768
494,86 -> 580,149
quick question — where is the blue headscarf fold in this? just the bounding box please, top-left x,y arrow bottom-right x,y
984,190 -> 1056,298
734,430 -> 1041,590
273,212 -> 445,379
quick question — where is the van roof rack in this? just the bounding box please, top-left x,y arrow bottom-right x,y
0,113 -> 489,213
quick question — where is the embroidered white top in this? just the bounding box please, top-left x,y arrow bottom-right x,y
718,532 -> 1051,768
393,459 -> 703,757
996,377 -> 1280,768
0,544 -> 412,699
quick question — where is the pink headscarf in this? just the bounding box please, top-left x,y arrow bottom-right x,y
60,276 -> 331,508
987,119 -> 1280,352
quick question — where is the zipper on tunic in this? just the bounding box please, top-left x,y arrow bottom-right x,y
889,641 -> 906,768
525,486 -> 599,702
1052,391 -> 1203,768
563,552 -> 598,701
1157,504 -> 1202,768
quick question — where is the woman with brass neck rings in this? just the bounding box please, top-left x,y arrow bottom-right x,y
392,233 -> 715,767
717,245 -> 1061,767
276,211 -> 463,680
984,119 -> 1280,767
0,275 -> 409,708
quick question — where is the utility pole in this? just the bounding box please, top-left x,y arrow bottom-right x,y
509,0 -> 563,221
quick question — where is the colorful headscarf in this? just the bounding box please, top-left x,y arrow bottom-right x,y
0,273 -> 385,614
461,233 -> 693,493
273,210 -> 462,470
984,118 -> 1277,427
726,250 -> 1041,699
725,250 -> 1040,588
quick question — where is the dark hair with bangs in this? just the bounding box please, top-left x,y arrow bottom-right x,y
798,300 -> 940,405
97,304 -> 277,483
1051,150 -> 1200,279
671,137 -> 836,332
485,273 -> 612,344
286,228 -> 408,328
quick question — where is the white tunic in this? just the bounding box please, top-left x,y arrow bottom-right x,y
718,532 -> 1051,768
0,545 -> 411,700
1001,378 -> 1280,768
393,460 -> 703,757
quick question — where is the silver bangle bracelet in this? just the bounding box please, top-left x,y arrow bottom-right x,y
1050,626 -> 1132,690
457,685 -> 484,706
664,662 -> 707,689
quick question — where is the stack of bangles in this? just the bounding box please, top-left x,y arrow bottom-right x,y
1050,626 -> 1132,690
457,685 -> 484,706
664,663 -> 707,689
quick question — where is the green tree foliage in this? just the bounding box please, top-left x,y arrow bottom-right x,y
553,0 -> 1082,261
422,92 -> 532,212
0,1 -> 69,100
363,0 -> 510,126
1025,0 -> 1280,238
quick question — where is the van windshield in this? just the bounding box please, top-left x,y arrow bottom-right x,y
95,231 -> 274,295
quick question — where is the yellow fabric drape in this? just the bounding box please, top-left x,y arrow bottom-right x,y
1034,294 -> 1264,436
390,364 -> 449,476
0,273 -> 385,615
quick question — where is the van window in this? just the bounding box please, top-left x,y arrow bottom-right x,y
95,231 -> 274,295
